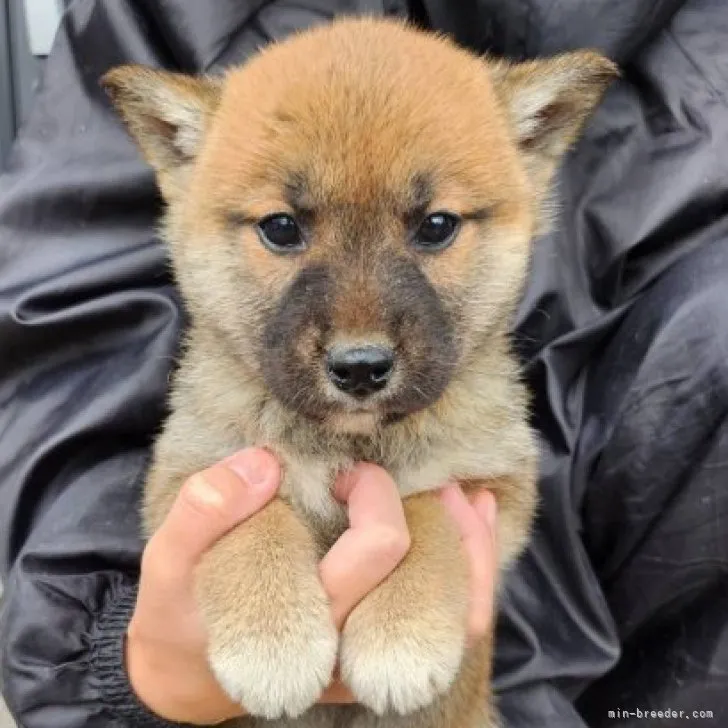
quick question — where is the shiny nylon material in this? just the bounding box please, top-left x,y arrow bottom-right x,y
1,1 -> 728,727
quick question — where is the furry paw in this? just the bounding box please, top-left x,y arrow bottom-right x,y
340,605 -> 466,715
207,600 -> 338,719
197,498 -> 340,720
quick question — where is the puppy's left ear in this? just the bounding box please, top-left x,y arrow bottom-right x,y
101,65 -> 222,199
490,51 -> 618,195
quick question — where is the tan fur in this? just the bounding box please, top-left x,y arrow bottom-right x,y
102,16 -> 616,727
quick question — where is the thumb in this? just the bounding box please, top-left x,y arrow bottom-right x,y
145,448 -> 280,575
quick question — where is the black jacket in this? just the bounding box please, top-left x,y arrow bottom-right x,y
1,2 -> 728,727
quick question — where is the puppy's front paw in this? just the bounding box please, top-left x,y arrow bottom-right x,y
196,500 -> 339,720
207,595 -> 338,720
340,593 -> 467,715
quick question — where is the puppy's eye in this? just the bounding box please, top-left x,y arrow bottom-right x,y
257,213 -> 305,252
414,212 -> 460,251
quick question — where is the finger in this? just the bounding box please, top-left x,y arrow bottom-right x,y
471,490 -> 498,538
145,448 -> 280,578
321,464 -> 410,629
469,490 -> 499,642
336,463 -> 408,532
320,525 -> 410,629
440,486 -> 498,644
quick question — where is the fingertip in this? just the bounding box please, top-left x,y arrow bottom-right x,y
473,491 -> 498,531
335,462 -> 394,503
334,466 -> 357,502
223,447 -> 280,494
439,482 -> 467,509
439,483 -> 476,531
466,610 -> 492,647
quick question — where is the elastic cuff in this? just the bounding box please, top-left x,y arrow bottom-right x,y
89,581 -> 196,728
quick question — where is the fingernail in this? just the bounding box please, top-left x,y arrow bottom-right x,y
224,450 -> 273,488
334,467 -> 357,502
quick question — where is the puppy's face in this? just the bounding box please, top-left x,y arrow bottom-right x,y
104,19 -> 615,432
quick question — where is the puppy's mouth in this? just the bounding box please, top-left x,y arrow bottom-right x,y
316,378 -> 436,434
325,408 -> 384,435
262,331 -> 457,432
319,386 -> 398,433
261,344 -> 456,432
262,341 -> 457,432
321,398 -> 413,434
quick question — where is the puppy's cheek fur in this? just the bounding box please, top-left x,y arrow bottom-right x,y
261,265 -> 333,418
425,221 -> 533,359
164,219 -> 256,342
382,257 -> 459,414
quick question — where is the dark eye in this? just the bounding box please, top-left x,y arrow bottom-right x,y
257,213 -> 304,252
414,212 -> 460,250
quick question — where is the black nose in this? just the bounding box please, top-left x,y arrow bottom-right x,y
326,346 -> 395,397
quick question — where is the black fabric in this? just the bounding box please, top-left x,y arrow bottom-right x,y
1,1 -> 727,727
89,584 -> 196,728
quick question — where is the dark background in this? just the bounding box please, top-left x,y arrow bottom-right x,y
0,0 -> 71,170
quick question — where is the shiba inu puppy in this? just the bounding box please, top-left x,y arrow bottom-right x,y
103,16 -> 616,728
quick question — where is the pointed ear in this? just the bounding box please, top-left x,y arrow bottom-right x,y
490,51 -> 618,194
101,65 -> 222,198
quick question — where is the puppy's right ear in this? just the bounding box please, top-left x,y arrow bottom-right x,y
101,66 -> 222,198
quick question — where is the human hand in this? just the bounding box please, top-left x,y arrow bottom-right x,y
319,465 -> 500,705
125,449 -> 280,724
125,452 -> 498,723
124,451 -> 409,723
